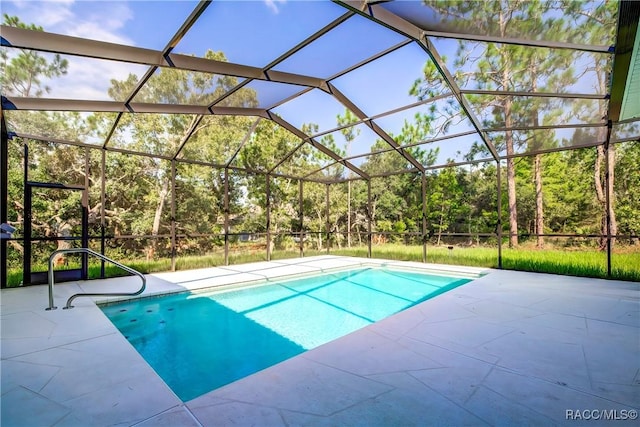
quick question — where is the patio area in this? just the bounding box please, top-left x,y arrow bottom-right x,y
1,256 -> 638,426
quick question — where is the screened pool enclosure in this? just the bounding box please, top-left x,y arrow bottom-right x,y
1,0 -> 639,287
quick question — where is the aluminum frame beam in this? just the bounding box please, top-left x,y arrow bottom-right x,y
460,90 -> 609,100
0,26 -> 325,90
3,97 -> 269,116
327,82 -> 425,172
608,0 -> 640,122
421,30 -> 613,54
336,1 -> 501,163
335,1 -> 612,53
267,112 -> 369,179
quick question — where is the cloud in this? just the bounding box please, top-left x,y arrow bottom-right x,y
68,21 -> 132,45
37,52 -> 149,101
4,0 -> 140,100
5,0 -> 133,45
6,0 -> 75,29
264,0 -> 286,14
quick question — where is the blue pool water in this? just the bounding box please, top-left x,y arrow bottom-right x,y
101,267 -> 472,401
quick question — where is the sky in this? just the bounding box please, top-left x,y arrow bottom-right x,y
1,0 -> 619,171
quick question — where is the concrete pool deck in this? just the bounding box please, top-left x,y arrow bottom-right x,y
1,255 -> 638,426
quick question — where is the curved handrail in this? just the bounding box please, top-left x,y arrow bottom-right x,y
47,248 -> 146,310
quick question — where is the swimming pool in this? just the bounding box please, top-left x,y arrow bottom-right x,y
101,266 -> 473,401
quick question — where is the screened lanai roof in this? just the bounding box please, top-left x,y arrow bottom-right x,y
1,0 -> 639,183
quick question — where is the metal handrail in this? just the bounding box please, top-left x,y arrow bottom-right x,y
46,248 -> 146,310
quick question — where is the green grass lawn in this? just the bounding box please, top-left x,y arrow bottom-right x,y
332,244 -> 640,282
6,244 -> 639,287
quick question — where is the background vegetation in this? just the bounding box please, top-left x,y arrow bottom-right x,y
2,1 -> 638,287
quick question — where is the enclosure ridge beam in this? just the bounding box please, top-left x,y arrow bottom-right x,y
263,10 -> 355,80
268,140 -> 307,174
338,2 -> 501,163
2,97 -> 271,118
419,36 -> 500,163
334,1 -> 422,39
209,106 -> 269,117
224,119 -> 262,168
402,130 -> 479,151
369,168 -> 421,179
460,89 -> 609,100
309,162 -> 421,182
334,1 -> 611,54
264,87 -> 315,111
499,140 -> 606,160
267,112 -> 369,179
15,132 -> 175,160
0,26 -> 325,89
277,173 -> 328,184
303,160 -> 339,181
111,1 -> 212,147
173,115 -> 205,160
203,79 -> 254,110
130,103 -> 210,115
14,131 -> 305,178
166,1 -> 213,51
327,82 -> 425,172
3,98 -> 127,112
103,113 -> 122,148
309,92 -> 453,140
0,25 -> 164,65
484,122 -> 607,133
326,39 -> 413,82
321,128 -> 479,164
421,30 -> 613,54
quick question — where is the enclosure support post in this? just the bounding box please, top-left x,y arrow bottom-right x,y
23,143 -> 30,285
224,168 -> 229,266
266,174 -> 272,261
100,149 -> 106,278
496,161 -> 503,269
170,160 -> 176,272
421,172 -> 427,263
604,122 -> 613,277
326,184 -> 330,254
82,149 -> 89,279
299,179 -> 304,258
0,113 -> 8,288
367,179 -> 372,258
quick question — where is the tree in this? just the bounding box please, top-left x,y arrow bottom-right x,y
1,15 -> 77,266
416,1 -> 577,248
0,15 -> 69,97
336,109 -> 360,247
614,142 -> 640,245
561,0 -> 618,249
428,164 -> 461,245
106,50 -> 256,258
